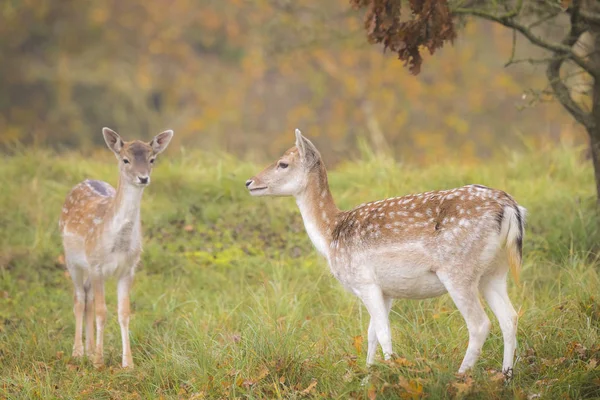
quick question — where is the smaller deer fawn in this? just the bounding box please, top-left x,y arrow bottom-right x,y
59,128 -> 173,368
246,129 -> 526,377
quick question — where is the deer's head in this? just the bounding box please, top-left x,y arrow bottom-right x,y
246,129 -> 322,197
102,128 -> 173,187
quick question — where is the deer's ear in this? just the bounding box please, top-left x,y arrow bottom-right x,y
102,128 -> 123,155
294,128 -> 321,168
149,130 -> 174,155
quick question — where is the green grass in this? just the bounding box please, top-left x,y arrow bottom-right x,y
1,145 -> 599,399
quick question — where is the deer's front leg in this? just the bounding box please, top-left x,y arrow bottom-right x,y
366,294 -> 393,365
117,273 -> 134,368
92,275 -> 107,368
360,285 -> 393,365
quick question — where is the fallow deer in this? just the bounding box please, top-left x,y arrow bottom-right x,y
246,129 -> 526,378
59,128 -> 173,368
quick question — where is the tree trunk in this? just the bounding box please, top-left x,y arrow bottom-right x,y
588,125 -> 600,203
590,32 -> 600,204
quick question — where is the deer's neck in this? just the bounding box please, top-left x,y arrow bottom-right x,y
295,163 -> 339,258
107,178 -> 144,234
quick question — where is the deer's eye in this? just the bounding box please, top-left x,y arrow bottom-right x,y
150,158 -> 155,164
278,162 -> 289,169
123,158 -> 130,164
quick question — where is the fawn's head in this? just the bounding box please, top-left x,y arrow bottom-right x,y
246,129 -> 322,197
102,128 -> 174,187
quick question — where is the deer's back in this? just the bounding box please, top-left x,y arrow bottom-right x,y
59,179 -> 115,239
331,184 -> 519,259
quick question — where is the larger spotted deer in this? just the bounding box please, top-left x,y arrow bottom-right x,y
59,128 -> 173,368
246,129 -> 526,377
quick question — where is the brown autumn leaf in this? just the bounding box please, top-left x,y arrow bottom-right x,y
300,379 -> 317,395
451,376 -> 474,396
241,378 -> 255,388
279,376 -> 286,384
353,335 -> 363,354
183,224 -> 194,232
392,357 -> 415,367
56,351 -> 64,360
367,384 -> 377,400
398,376 -> 424,399
66,363 -> 78,371
256,366 -> 269,381
487,370 -> 505,384
350,0 -> 456,74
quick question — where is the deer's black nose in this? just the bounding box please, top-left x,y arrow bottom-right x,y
245,179 -> 253,187
138,176 -> 149,184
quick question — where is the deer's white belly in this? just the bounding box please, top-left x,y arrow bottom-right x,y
374,264 -> 447,299
332,242 -> 448,299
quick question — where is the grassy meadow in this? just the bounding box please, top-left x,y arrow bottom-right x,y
1,144 -> 599,399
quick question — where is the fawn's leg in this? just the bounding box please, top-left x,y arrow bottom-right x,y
84,278 -> 95,356
437,270 -> 491,374
92,275 -> 107,368
69,264 -> 85,358
117,273 -> 134,368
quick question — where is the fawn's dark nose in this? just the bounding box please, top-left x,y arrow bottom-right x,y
245,179 -> 253,188
138,176 -> 149,184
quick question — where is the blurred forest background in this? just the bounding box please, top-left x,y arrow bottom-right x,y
0,0 -> 588,165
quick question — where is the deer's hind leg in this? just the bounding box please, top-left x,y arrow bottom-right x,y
67,261 -> 86,358
480,266 -> 518,379
437,270 -> 491,374
84,277 -> 95,357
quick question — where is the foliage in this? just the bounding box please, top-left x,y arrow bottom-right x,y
350,0 -> 457,74
0,0 -> 586,165
1,144 -> 600,398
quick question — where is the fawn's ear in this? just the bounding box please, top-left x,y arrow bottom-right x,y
149,130 -> 174,155
102,128 -> 123,155
294,128 -> 321,168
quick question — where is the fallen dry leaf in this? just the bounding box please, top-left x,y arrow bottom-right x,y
183,224 -> 194,232
367,384 -> 377,400
393,357 -> 415,367
256,367 -> 269,381
398,376 -> 423,399
451,376 -> 474,396
301,379 -> 317,395
353,335 -> 363,354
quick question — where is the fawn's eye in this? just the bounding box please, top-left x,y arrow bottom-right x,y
123,158 -> 130,164
278,162 -> 288,169
150,158 -> 155,164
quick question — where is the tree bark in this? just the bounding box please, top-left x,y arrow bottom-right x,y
588,31 -> 600,204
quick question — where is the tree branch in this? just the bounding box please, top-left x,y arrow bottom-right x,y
547,0 -> 595,129
452,4 -> 597,77
568,8 -> 600,25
